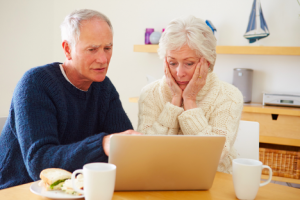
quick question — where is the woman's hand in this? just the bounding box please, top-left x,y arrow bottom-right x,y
164,58 -> 183,107
182,58 -> 209,110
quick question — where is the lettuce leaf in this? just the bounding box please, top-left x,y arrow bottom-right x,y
50,179 -> 68,189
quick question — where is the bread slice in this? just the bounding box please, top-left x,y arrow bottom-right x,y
39,168 -> 72,191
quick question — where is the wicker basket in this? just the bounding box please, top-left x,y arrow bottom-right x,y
259,143 -> 300,179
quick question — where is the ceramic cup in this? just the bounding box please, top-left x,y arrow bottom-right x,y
232,158 -> 272,200
72,162 -> 116,200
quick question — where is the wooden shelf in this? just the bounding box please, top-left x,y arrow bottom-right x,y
129,97 -> 139,103
259,136 -> 300,147
134,45 -> 159,53
243,103 -> 300,117
217,46 -> 300,55
134,45 -> 300,55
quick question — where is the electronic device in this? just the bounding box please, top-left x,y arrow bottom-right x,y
233,68 -> 253,103
109,135 -> 225,191
263,93 -> 300,107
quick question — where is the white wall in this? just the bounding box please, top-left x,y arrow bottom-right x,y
0,0 -> 54,116
0,0 -> 299,129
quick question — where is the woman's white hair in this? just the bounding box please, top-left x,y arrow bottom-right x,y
60,9 -> 113,50
158,15 -> 217,71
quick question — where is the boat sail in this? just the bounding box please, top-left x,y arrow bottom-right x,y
244,0 -> 269,43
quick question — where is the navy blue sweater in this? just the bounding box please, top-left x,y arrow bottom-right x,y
0,63 -> 133,189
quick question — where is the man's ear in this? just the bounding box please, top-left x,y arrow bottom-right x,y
62,40 -> 72,60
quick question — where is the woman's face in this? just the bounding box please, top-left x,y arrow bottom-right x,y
166,44 -> 200,91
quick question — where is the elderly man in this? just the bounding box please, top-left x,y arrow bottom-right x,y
0,9 -> 139,189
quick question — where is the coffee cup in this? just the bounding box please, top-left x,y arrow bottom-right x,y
232,158 -> 272,200
71,162 -> 116,200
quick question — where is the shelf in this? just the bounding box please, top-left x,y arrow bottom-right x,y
129,97 -> 139,103
243,103 -> 300,117
260,136 -> 300,147
261,175 -> 300,184
133,45 -> 300,55
217,46 -> 300,55
134,45 -> 159,53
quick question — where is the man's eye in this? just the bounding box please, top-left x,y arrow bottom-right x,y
105,47 -> 112,51
88,48 -> 95,52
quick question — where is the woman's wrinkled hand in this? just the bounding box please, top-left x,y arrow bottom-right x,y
182,58 -> 209,110
164,58 -> 183,107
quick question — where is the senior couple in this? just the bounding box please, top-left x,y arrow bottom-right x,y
0,9 -> 243,189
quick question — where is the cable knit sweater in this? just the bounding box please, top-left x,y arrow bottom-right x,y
137,72 -> 243,174
0,62 -> 133,189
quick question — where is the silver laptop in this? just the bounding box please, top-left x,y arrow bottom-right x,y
108,135 -> 225,191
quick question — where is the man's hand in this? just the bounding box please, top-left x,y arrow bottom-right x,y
102,130 -> 142,156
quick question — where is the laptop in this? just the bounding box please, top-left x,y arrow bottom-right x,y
108,135 -> 225,191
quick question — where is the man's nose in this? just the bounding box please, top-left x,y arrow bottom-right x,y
176,64 -> 185,78
96,50 -> 108,64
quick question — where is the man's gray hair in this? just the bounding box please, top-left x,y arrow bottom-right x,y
158,16 -> 217,71
60,9 -> 113,49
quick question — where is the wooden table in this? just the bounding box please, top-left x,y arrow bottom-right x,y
1,172 -> 299,200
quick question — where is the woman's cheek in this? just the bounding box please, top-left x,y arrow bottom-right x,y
189,66 -> 198,77
169,68 -> 178,79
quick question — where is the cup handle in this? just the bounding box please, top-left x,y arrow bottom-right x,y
71,169 -> 84,194
260,165 -> 272,187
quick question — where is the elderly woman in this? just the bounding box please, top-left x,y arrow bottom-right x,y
137,16 -> 243,174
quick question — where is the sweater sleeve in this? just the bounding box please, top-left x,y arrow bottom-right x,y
12,72 -> 131,181
102,83 -> 133,134
178,97 -> 243,163
137,83 -> 184,135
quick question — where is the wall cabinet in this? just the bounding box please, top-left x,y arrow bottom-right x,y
242,104 -> 300,147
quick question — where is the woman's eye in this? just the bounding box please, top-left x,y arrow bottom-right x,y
169,62 -> 177,66
186,63 -> 194,66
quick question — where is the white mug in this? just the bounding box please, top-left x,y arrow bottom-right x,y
232,158 -> 272,200
72,162 -> 116,200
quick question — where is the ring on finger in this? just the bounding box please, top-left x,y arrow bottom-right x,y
199,76 -> 202,79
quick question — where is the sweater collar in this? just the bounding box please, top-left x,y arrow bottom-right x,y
52,62 -> 93,100
159,72 -> 221,104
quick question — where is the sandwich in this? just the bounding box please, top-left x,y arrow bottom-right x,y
39,168 -> 72,191
61,174 -> 84,195
39,168 -> 84,196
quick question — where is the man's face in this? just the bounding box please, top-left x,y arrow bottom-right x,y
70,18 -> 113,83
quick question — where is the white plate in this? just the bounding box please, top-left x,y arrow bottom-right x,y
30,181 -> 84,199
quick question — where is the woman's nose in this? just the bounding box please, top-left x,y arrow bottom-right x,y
176,64 -> 185,78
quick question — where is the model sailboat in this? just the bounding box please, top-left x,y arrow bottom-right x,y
244,0 -> 269,43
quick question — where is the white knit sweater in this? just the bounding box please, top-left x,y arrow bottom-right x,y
137,72 -> 243,174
